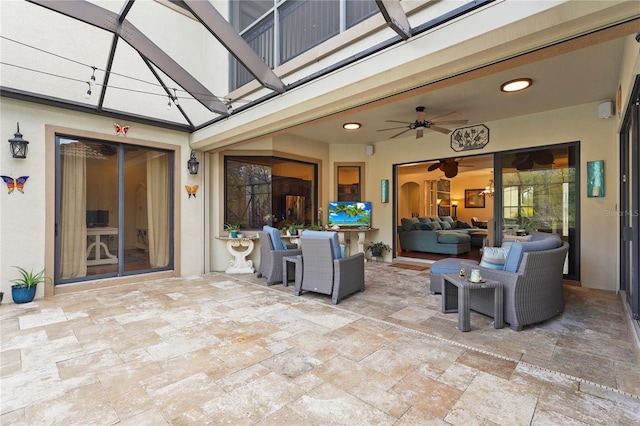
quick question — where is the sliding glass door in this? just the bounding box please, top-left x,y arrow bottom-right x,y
499,144 -> 578,280
55,136 -> 173,284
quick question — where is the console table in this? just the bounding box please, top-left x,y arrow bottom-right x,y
216,236 -> 257,274
335,227 -> 378,260
86,227 -> 118,266
442,273 -> 504,332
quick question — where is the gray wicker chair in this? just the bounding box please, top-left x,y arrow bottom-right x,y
431,233 -> 569,331
256,231 -> 302,285
431,235 -> 569,331
459,242 -> 569,330
293,232 -> 365,304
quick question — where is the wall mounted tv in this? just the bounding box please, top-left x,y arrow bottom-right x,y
328,201 -> 371,227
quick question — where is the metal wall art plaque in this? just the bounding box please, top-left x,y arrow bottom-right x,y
450,124 -> 489,152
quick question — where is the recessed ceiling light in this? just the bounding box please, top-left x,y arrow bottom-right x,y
343,122 -> 361,130
501,78 -> 532,92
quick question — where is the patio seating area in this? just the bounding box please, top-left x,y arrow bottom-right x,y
2,262 -> 638,424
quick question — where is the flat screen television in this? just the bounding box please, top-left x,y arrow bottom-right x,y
328,201 -> 371,227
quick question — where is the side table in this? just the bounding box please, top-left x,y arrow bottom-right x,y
442,273 -> 504,332
282,255 -> 300,287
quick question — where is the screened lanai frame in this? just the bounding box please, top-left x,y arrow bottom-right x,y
1,0 -> 490,131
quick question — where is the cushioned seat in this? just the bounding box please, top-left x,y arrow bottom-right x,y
430,258 -> 478,294
437,232 -> 470,244
430,232 -> 568,331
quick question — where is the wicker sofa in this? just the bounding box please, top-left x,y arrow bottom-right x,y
430,232 -> 569,331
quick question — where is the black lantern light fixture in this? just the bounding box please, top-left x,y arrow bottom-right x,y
8,122 -> 29,159
187,150 -> 199,175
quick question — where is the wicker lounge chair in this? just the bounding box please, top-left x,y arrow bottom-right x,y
431,232 -> 569,331
293,231 -> 365,304
256,230 -> 302,285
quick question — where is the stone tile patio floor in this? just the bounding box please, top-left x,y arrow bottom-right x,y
1,262 -> 639,425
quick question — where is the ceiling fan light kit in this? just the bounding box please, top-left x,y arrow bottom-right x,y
377,106 -> 468,139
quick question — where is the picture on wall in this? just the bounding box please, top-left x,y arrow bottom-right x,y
464,189 -> 485,208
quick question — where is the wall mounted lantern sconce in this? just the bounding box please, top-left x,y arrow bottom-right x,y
8,122 -> 29,159
187,150 -> 199,175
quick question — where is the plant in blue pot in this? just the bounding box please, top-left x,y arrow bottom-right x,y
10,266 -> 52,304
224,223 -> 241,238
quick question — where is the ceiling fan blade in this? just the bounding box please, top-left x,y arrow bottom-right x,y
428,162 -> 441,171
516,158 -> 535,170
429,125 -> 452,134
430,119 -> 469,125
416,129 -> 423,138
429,111 -> 459,121
532,149 -> 554,165
389,128 -> 412,139
511,153 -> 530,168
377,125 -> 409,132
385,120 -> 411,124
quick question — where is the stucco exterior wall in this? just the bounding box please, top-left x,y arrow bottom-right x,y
364,100 -> 619,290
0,98 -> 196,299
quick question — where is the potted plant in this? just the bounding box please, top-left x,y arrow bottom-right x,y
224,223 -> 241,238
366,241 -> 391,258
10,266 -> 52,304
287,223 -> 303,236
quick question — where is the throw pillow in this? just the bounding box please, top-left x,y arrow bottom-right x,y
480,247 -> 510,270
420,223 -> 432,230
401,218 -> 414,232
429,221 -> 442,230
440,221 -> 452,230
456,220 -> 471,229
440,216 -> 455,224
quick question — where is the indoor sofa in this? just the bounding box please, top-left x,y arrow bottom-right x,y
430,231 -> 569,331
398,217 -> 472,255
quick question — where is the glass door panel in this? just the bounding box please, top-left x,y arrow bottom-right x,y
123,147 -> 151,272
500,145 -> 578,279
56,137 -> 173,284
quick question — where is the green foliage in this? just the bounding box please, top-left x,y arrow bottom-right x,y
224,223 -> 241,231
10,267 -> 52,289
365,241 -> 391,253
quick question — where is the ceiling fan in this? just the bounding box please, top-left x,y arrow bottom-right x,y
377,106 -> 469,139
426,158 -> 472,178
511,149 -> 554,170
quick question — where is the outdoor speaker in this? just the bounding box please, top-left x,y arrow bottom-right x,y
598,101 -> 613,119
366,144 -> 374,156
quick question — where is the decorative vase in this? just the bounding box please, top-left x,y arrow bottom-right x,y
11,285 -> 37,304
371,248 -> 382,257
230,231 -> 238,238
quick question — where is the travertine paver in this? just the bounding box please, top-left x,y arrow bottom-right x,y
0,263 -> 638,425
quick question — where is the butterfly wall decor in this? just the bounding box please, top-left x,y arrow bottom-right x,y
1,175 -> 29,194
185,185 -> 199,198
114,123 -> 129,136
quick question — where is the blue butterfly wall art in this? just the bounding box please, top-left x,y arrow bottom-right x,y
1,175 -> 29,194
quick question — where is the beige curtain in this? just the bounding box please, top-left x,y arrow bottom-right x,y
147,152 -> 170,267
60,143 -> 87,278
